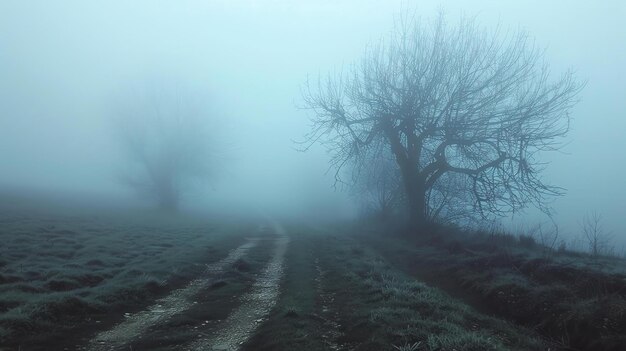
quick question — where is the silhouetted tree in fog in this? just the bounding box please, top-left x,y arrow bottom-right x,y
114,83 -> 217,211
303,13 -> 583,229
581,212 -> 613,257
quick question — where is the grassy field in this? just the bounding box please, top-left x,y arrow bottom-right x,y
0,197 -> 250,350
2,193 -> 625,350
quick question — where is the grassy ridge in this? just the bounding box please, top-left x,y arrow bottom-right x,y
357,222 -> 626,350
317,232 -> 547,350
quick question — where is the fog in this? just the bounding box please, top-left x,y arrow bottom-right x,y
1,1 -> 625,244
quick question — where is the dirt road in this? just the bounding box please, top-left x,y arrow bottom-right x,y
81,222 -> 289,351
187,222 -> 289,350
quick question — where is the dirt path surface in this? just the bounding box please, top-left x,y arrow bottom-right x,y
83,238 -> 261,351
186,222 -> 289,351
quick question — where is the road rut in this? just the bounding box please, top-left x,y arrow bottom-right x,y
84,238 -> 260,351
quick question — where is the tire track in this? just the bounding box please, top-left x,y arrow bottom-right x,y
84,237 -> 260,351
186,222 -> 289,351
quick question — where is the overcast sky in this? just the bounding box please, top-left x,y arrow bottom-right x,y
1,1 -> 624,244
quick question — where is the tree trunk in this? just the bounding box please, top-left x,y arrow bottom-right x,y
395,157 -> 428,230
383,123 -> 428,231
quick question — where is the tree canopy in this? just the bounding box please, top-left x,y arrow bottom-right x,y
114,82 -> 217,211
303,14 -> 583,228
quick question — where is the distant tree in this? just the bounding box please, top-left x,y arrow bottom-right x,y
581,212 -> 613,257
113,83 -> 217,211
302,13 -> 583,229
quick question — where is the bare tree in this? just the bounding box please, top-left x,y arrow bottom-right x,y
581,212 -> 613,257
302,13 -> 583,229
114,82 -> 217,211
